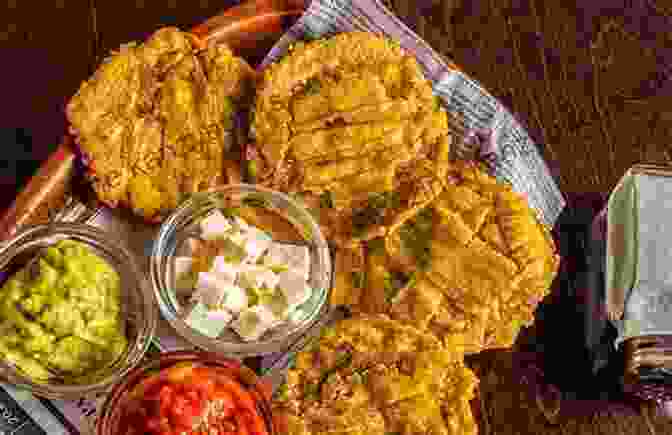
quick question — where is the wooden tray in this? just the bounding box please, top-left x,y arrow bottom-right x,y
0,1 -> 489,431
0,0 -> 307,241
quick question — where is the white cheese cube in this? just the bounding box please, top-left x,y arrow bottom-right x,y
277,270 -> 312,311
200,210 -> 233,240
194,272 -> 249,313
193,272 -> 229,308
231,305 -> 280,341
184,302 -> 232,338
228,230 -> 247,247
233,216 -> 251,231
210,256 -> 239,285
264,243 -> 311,280
241,227 -> 272,264
219,284 -> 249,314
238,265 -> 280,291
225,229 -> 270,264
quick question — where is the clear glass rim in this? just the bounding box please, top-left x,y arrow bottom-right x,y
0,222 -> 157,399
150,183 -> 332,357
96,350 -> 277,435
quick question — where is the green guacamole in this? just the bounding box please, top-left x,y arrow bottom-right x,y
0,240 -> 127,381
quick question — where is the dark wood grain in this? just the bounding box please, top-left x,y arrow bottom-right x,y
92,0 -> 239,58
2,0 -> 672,433
0,0 -> 96,210
395,0 -> 672,195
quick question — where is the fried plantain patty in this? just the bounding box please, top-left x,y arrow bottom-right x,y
252,32 -> 451,246
67,27 -> 254,222
274,315 -> 479,435
388,161 -> 559,352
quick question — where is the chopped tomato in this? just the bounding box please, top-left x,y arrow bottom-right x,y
165,362 -> 196,383
241,410 -> 269,435
145,417 -> 173,435
217,378 -> 257,414
170,395 -> 188,417
211,387 -> 236,416
122,363 -> 268,435
190,374 -> 217,398
171,395 -> 203,429
234,413 -> 251,435
158,385 -> 175,415
183,388 -> 198,402
217,421 -> 237,434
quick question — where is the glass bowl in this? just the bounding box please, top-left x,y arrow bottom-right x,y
96,350 -> 278,435
0,223 -> 157,400
151,184 -> 332,357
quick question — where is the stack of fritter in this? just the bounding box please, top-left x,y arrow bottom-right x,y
274,315 -> 479,435
253,33 -> 559,356
252,32 -> 451,246
67,27 -> 254,221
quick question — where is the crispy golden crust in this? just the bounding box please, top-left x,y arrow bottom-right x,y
274,315 -> 478,435
252,32 -> 450,247
256,31 -> 555,392
389,161 -> 559,351
67,27 -> 254,222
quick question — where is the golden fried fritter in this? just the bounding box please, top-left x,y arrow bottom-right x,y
67,27 -> 254,222
252,32 -> 451,246
274,315 -> 478,435
389,161 -> 559,351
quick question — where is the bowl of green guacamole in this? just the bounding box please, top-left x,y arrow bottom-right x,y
0,223 -> 156,399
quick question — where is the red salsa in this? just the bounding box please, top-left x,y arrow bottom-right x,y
118,362 -> 269,435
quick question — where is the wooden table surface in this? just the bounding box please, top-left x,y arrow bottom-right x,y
2,0 -> 672,434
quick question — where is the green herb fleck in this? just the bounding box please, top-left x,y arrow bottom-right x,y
303,383 -> 320,400
319,191 -> 334,209
351,368 -> 369,385
433,95 -> 443,112
383,272 -> 398,303
333,352 -> 353,369
246,160 -> 258,183
269,265 -> 289,274
321,326 -> 337,340
303,77 -> 322,95
245,287 -> 260,307
352,191 -> 401,235
276,383 -> 289,401
176,271 -> 198,291
351,271 -> 365,289
406,271 -> 418,289
367,238 -> 386,255
387,38 -> 402,49
399,208 -> 434,271
307,337 -> 321,353
304,351 -> 353,399
220,207 -> 240,218
385,270 -> 415,303
242,194 -> 269,209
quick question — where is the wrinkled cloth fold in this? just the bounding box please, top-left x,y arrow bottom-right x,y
610,173 -> 672,346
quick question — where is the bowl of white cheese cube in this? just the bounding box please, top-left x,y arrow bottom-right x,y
150,184 -> 332,357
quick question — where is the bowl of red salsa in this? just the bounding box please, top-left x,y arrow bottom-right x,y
96,351 -> 276,435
